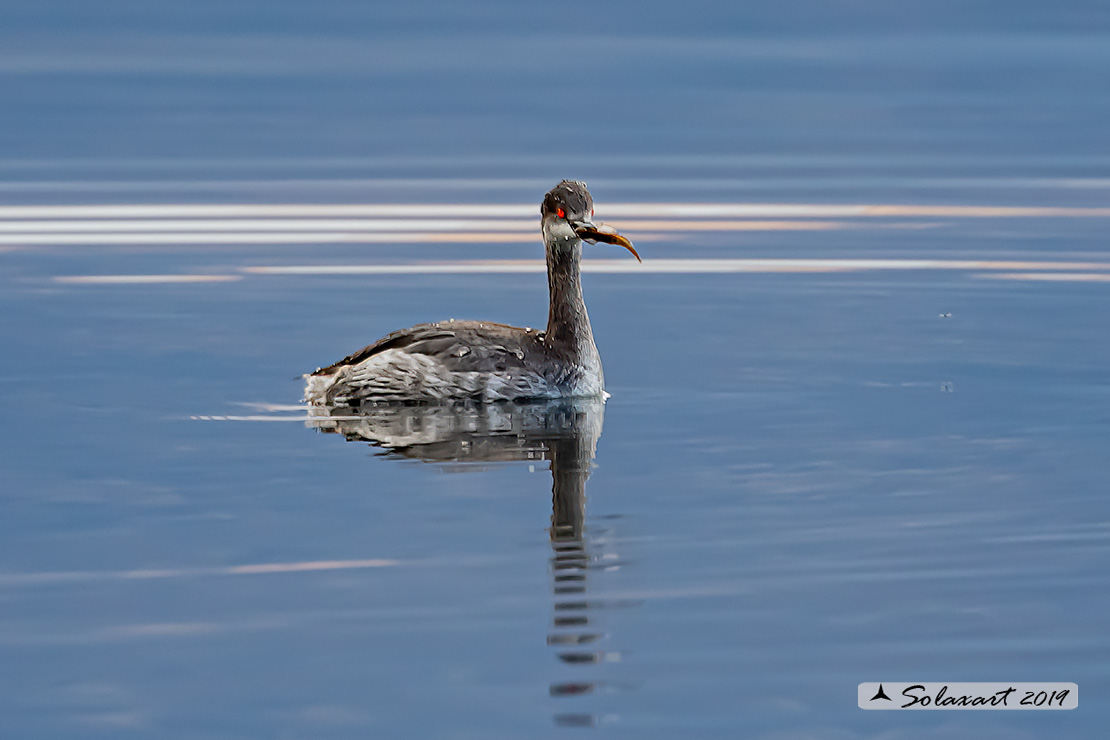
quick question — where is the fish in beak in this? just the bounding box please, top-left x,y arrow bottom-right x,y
571,220 -> 641,262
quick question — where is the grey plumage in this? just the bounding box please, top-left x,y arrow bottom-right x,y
307,320 -> 566,404
304,181 -> 637,405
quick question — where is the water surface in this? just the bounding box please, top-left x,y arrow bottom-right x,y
1,1 -> 1109,738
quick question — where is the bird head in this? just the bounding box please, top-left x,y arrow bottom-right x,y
541,180 -> 640,262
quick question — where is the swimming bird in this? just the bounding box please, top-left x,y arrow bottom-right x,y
304,180 -> 639,405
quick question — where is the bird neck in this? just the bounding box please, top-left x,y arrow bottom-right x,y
545,239 -> 598,361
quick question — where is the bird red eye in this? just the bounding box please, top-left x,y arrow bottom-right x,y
556,208 -> 565,218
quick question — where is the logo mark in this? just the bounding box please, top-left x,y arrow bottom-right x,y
870,684 -> 892,702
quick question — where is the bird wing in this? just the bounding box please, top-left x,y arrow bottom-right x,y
311,320 -> 545,377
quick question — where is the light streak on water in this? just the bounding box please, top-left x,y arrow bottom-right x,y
51,259 -> 1110,284
1,232 -> 541,245
53,274 -> 242,284
0,559 -> 400,587
14,202 -> 1107,282
0,217 -> 848,234
4,201 -> 1108,248
2,202 -> 1109,220
241,259 -> 1110,276
977,272 -> 1110,282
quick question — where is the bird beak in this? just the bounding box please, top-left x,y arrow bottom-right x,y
571,221 -> 641,262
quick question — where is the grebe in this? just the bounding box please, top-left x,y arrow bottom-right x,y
304,180 -> 639,405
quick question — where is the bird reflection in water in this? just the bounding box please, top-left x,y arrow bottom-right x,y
307,397 -> 616,727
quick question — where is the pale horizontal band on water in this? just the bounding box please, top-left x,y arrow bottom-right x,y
3,202 -> 1106,247
4,232 -> 541,245
2,203 -> 1110,220
54,274 -> 242,284
243,259 -> 1110,275
0,559 -> 399,587
52,260 -> 1110,284
236,403 -> 315,412
977,272 -> 1110,282
192,414 -> 378,422
0,218 -> 846,235
191,414 -> 331,421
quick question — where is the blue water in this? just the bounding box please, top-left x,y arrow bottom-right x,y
2,1 -> 1109,738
